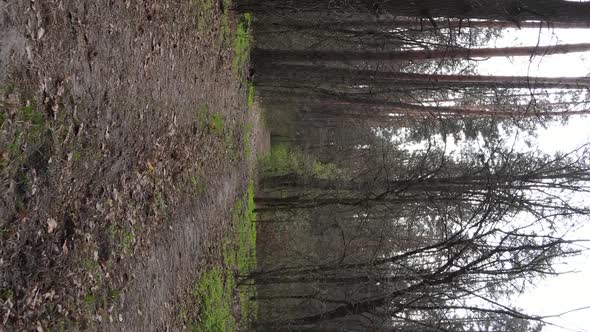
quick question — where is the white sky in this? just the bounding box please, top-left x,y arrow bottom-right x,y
398,26 -> 590,331
479,27 -> 590,332
515,119 -> 590,332
478,28 -> 590,77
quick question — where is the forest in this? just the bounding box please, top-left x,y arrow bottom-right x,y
242,0 -> 590,331
1,0 -> 590,331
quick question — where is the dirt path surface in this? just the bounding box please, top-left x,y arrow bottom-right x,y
109,172 -> 241,331
1,0 -> 253,329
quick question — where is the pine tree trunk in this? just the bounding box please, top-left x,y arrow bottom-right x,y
254,43 -> 590,63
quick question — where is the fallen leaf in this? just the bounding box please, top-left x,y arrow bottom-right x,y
47,218 -> 58,233
37,27 -> 45,40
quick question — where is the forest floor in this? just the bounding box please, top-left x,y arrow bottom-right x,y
0,0 -> 267,330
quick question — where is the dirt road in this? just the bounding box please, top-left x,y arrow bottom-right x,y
1,0 -> 255,329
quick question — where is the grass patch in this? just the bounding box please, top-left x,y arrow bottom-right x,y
236,181 -> 256,273
247,83 -> 255,110
83,293 -> 96,307
0,288 -> 14,302
105,224 -> 137,257
192,0 -> 215,32
122,230 -> 134,254
192,268 -> 236,332
231,181 -> 258,326
196,104 -> 209,129
211,112 -> 223,136
244,123 -> 253,158
233,14 -> 253,75
1,98 -> 47,167
193,181 -> 258,330
195,104 -> 224,137
1,92 -> 52,222
82,257 -> 100,272
261,143 -> 350,181
220,0 -> 233,46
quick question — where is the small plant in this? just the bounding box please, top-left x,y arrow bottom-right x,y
0,287 -> 14,301
82,257 -> 100,272
109,289 -> 121,302
210,112 -> 223,135
195,104 -> 224,137
83,293 -> 96,307
122,231 -> 134,254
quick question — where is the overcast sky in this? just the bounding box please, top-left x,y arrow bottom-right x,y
478,27 -> 590,332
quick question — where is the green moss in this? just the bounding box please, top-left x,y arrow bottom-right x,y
192,268 -> 236,332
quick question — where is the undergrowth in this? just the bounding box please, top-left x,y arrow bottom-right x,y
192,181 -> 257,330
261,143 -> 350,181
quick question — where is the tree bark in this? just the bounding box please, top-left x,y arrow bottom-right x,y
257,17 -> 590,33
258,64 -> 590,90
240,0 -> 590,24
254,42 -> 590,63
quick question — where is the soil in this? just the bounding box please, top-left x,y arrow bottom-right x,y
0,0 -> 262,330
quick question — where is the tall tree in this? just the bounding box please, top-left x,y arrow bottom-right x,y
254,42 -> 590,63
239,0 -> 590,24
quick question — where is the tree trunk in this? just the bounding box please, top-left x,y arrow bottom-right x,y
257,64 -> 590,90
239,0 -> 590,24
254,42 -> 590,63
257,17 -> 590,33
